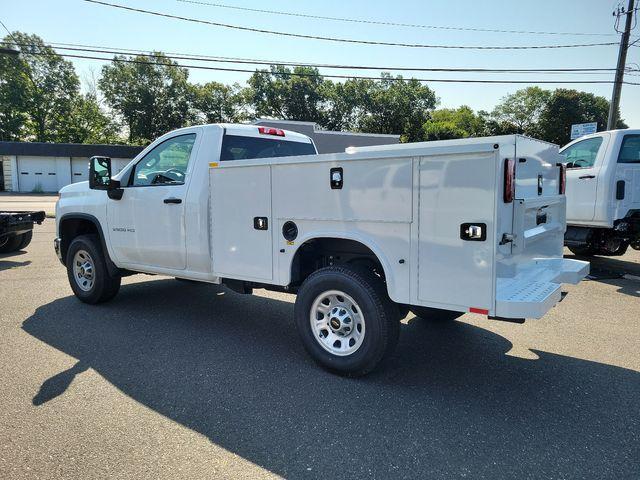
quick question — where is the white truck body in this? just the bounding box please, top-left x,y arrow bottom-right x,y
560,129 -> 640,255
55,124 -> 588,375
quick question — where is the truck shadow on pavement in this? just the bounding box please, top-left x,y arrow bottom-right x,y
22,279 -> 639,479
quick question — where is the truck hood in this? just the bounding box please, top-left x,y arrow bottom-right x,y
59,181 -> 89,195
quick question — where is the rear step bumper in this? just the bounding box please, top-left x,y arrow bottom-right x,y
495,258 -> 589,319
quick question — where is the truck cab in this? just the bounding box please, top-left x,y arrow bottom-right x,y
560,129 -> 640,255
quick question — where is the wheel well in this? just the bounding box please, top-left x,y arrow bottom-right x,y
290,237 -> 385,287
59,217 -> 99,263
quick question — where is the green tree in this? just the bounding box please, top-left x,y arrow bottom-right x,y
422,106 -> 487,140
538,89 -> 626,145
1,32 -> 81,142
193,81 -> 247,123
99,53 -> 194,143
65,93 -> 123,144
491,87 -> 551,137
247,65 -> 329,124
326,74 -> 437,141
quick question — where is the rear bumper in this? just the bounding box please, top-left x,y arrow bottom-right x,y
495,258 -> 589,319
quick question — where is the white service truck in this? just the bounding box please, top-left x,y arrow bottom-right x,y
560,129 -> 640,256
55,124 -> 588,376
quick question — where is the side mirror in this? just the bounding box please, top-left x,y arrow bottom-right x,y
89,156 -> 124,200
89,156 -> 112,190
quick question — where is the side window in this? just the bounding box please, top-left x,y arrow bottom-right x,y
131,134 -> 196,186
617,135 -> 640,164
561,137 -> 603,169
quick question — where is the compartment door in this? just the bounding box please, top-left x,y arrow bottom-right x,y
417,152 -> 497,311
210,165 -> 273,282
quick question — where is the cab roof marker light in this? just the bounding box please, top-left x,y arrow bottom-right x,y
258,126 -> 285,137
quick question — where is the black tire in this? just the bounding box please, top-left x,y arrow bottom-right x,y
294,265 -> 400,377
568,245 -> 597,257
410,306 -> 463,322
0,235 -> 23,253
17,231 -> 33,250
66,234 -> 121,304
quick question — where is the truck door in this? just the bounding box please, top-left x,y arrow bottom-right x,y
210,165 -> 273,282
614,134 -> 640,217
417,150 -> 497,311
561,135 -> 608,222
106,133 -> 198,270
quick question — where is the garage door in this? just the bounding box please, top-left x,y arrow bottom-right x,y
17,157 -> 59,192
71,157 -> 90,183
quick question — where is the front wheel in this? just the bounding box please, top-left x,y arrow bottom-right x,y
66,235 -> 121,304
294,265 -> 400,377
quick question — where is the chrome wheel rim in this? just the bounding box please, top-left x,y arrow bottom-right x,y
310,290 -> 365,356
73,250 -> 95,292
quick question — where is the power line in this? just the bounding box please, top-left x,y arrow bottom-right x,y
7,49 -> 638,85
82,0 -> 619,50
175,0 -> 625,37
2,40 -> 625,74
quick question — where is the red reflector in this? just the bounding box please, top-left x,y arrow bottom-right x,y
558,163 -> 566,195
504,158 -> 515,203
258,126 -> 285,137
469,307 -> 489,315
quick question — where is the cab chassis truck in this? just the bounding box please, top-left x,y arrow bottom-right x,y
54,124 -> 588,376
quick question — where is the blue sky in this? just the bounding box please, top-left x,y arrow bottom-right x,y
3,0 -> 639,129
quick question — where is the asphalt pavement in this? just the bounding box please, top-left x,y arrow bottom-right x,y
0,224 -> 638,479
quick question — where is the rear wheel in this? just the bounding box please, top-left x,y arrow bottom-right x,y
294,265 -> 400,376
17,231 -> 33,250
66,235 -> 121,304
0,235 -> 23,253
410,306 -> 463,322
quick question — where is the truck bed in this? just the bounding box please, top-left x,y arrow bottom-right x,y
208,134 -> 588,319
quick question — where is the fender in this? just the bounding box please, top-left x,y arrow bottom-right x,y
286,230 -> 399,301
58,213 -> 121,277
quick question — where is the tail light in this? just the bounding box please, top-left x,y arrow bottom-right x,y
503,158 -> 515,203
557,163 -> 566,195
258,126 -> 285,137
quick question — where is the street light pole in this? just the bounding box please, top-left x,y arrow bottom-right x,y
607,0 -> 635,130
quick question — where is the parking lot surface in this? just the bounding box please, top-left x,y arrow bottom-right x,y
1,224 -> 639,479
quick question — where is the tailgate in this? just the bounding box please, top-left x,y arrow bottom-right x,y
495,137 -> 588,319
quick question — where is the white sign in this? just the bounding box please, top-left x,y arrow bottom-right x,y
570,122 -> 598,140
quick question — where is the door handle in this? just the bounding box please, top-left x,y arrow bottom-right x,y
163,197 -> 182,204
578,174 -> 596,179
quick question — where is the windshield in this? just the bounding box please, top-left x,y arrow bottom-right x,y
221,135 -> 316,161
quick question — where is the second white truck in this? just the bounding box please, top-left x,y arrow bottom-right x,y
55,124 -> 588,376
561,129 -> 640,256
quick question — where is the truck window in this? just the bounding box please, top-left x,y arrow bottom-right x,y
131,134 -> 196,186
561,137 -> 603,169
220,135 -> 316,161
617,135 -> 640,164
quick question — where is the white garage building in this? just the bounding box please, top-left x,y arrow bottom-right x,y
0,142 -> 144,193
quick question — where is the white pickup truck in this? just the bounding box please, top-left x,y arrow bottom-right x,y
55,124 -> 588,376
560,129 -> 640,256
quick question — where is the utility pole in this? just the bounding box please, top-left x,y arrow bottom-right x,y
607,0 -> 635,130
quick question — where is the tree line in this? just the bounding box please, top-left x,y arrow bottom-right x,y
0,32 -> 627,146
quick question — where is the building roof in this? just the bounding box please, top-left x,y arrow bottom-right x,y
0,141 -> 144,158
